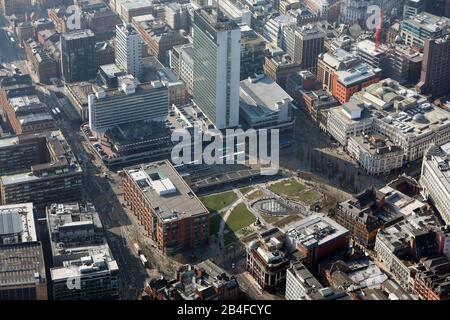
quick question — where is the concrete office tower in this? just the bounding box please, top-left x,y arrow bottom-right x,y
61,29 -> 97,83
404,0 -> 425,19
115,23 -> 143,80
400,13 -> 450,48
291,24 -> 325,72
417,36 -> 450,98
88,78 -> 168,132
192,7 -> 241,129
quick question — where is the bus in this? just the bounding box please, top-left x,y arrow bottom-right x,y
133,243 -> 142,255
139,254 -> 148,267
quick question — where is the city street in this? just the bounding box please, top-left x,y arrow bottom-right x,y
55,116 -> 149,299
0,17 -> 26,63
280,107 -> 418,194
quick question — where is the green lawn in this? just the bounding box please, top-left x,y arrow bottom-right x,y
260,213 -> 282,225
239,187 -> 254,195
201,191 -> 237,212
246,190 -> 266,201
268,179 -> 307,198
297,189 -> 322,205
226,203 -> 256,232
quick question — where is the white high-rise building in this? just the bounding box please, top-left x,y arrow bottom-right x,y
403,0 -> 425,19
115,23 -> 143,80
420,143 -> 450,224
192,7 -> 241,129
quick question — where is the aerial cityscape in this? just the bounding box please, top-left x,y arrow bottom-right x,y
1,0 -> 450,306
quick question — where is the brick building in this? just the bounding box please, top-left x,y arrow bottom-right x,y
122,160 -> 210,255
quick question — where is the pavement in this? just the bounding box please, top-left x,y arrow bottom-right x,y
0,18 -> 26,63
54,115 -> 149,300
281,108 -> 386,194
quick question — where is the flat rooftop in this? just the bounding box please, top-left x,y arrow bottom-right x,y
357,40 -> 387,57
320,49 -> 381,86
0,203 -> 36,242
0,130 -> 82,186
120,0 -> 152,10
378,185 -> 427,216
62,29 -> 95,40
350,135 -> 402,156
240,75 -> 293,116
403,12 -> 450,33
0,242 -> 45,288
377,212 -> 440,251
99,63 -> 125,78
284,214 -> 349,249
125,160 -> 209,222
195,7 -> 239,32
423,142 -> 450,195
50,244 -> 118,281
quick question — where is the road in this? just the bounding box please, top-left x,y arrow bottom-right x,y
0,17 -> 26,63
54,114 -> 149,299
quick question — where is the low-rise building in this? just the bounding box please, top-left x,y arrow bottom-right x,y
326,99 -> 374,146
65,82 -> 94,122
97,64 -> 127,89
286,70 -> 319,104
374,212 -> 441,289
0,203 -> 47,300
332,178 -> 428,249
413,256 -> 450,300
4,94 -> 56,135
400,12 -> 450,48
123,160 -> 210,255
240,25 -> 266,80
286,260 -> 347,300
326,79 -> 450,163
347,134 -> 404,175
46,202 -> 119,300
0,131 -> 83,208
119,0 -> 153,23
144,260 -> 239,300
24,39 -> 59,84
246,228 -> 291,292
0,242 -> 47,300
263,54 -> 301,90
95,41 -> 115,68
134,19 -> 188,66
239,75 -> 295,132
386,45 -> 423,85
1,0 -> 32,15
303,89 -> 339,131
317,48 -> 381,104
284,214 -> 350,272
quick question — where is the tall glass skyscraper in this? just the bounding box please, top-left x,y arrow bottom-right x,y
193,7 -> 241,129
61,29 -> 97,83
